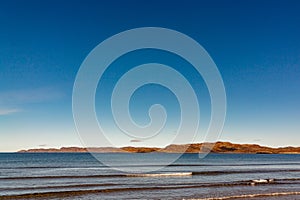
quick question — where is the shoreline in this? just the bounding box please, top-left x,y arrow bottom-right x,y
12,152 -> 300,155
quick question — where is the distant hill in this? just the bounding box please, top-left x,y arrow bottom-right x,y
18,142 -> 300,154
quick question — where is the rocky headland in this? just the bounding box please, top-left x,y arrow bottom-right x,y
18,142 -> 300,154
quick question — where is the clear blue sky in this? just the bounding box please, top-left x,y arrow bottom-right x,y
0,0 -> 299,152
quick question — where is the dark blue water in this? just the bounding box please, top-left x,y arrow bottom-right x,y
0,153 -> 299,199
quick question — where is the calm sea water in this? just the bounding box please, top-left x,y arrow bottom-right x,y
0,153 -> 299,199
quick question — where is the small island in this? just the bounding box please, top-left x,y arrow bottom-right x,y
18,141 -> 300,154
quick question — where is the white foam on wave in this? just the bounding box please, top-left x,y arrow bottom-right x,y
126,172 -> 192,177
252,178 -> 274,183
250,178 -> 274,185
185,191 -> 300,200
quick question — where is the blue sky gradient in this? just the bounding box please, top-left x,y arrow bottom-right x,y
0,0 -> 299,151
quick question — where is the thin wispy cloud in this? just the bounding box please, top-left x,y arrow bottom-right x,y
253,139 -> 262,142
0,108 -> 22,116
0,87 -> 64,116
130,139 -> 142,143
0,87 -> 64,105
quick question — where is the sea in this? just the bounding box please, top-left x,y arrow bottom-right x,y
0,153 -> 299,199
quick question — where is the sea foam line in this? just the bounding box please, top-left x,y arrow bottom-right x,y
2,169 -> 300,180
186,191 -> 300,200
126,172 -> 192,177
